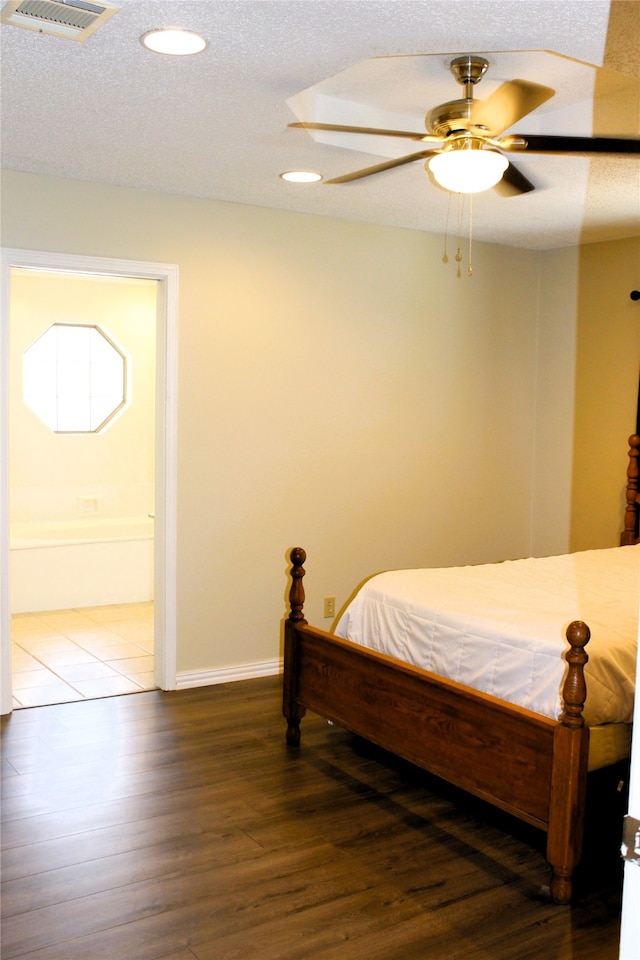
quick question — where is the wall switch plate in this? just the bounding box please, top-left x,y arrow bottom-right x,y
323,596 -> 335,618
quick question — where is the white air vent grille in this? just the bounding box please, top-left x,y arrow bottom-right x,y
1,0 -> 118,40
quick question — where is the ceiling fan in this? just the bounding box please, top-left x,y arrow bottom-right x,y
289,54 -> 640,195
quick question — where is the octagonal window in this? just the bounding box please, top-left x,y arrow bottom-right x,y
23,323 -> 128,433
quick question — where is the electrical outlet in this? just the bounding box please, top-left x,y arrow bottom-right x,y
323,596 -> 335,618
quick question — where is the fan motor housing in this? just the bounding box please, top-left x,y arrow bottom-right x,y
427,57 -> 492,136
427,99 -> 488,137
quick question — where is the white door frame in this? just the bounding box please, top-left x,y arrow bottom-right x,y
619,639 -> 640,958
0,249 -> 178,714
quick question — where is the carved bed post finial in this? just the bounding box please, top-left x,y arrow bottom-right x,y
288,547 -> 307,623
284,548 -> 307,747
621,434 -> 640,545
560,621 -> 590,728
548,620 -> 591,903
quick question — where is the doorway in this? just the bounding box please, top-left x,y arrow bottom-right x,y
0,249 -> 178,715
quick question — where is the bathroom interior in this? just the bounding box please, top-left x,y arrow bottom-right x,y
8,268 -> 157,709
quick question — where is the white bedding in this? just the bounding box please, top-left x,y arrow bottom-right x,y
334,545 -> 639,725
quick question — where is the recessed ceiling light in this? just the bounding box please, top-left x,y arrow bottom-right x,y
280,171 -> 323,183
141,28 -> 207,56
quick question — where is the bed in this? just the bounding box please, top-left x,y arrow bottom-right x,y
282,436 -> 640,904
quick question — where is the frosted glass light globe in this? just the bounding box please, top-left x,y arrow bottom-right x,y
429,147 -> 508,194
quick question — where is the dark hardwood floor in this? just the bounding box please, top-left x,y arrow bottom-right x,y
1,676 -> 624,960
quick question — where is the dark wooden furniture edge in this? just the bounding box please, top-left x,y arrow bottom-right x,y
283,546 -> 590,904
621,433 -> 640,545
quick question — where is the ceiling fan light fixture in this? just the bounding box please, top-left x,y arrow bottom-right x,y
141,28 -> 207,56
428,142 -> 508,194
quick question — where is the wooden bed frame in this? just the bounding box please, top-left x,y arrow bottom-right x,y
283,436 -> 639,904
621,433 -> 640,545
283,551 -> 591,904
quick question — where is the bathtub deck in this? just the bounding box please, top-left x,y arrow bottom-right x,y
10,602 -> 154,709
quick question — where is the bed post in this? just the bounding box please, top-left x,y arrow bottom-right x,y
547,620 -> 590,904
621,434 -> 640,545
283,547 -> 307,746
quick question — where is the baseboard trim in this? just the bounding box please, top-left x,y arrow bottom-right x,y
176,658 -> 282,690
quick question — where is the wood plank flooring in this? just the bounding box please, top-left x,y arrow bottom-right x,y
1,677 -> 625,960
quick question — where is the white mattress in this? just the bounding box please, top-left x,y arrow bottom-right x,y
335,545 -> 639,726
588,721 -> 631,771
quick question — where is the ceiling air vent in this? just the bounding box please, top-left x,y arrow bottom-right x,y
0,0 -> 118,41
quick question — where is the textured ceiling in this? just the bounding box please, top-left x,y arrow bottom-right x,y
1,0 -> 639,249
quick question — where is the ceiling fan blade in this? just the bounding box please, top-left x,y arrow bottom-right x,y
325,149 -> 438,184
289,121 -> 442,143
492,160 -> 536,197
500,134 -> 640,154
470,80 -> 555,135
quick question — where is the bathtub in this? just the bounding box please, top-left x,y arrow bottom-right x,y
10,517 -> 154,613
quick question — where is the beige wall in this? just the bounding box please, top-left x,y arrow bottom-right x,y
570,236 -> 640,551
531,245 -> 580,558
0,168 -> 611,677
9,270 -> 156,525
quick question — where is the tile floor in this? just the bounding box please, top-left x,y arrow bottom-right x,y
10,601 -> 155,710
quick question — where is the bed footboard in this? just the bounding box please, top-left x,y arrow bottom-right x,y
282,547 -> 591,904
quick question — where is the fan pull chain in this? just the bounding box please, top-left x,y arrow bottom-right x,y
442,192 -> 452,264
455,193 -> 465,278
441,192 -> 472,278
